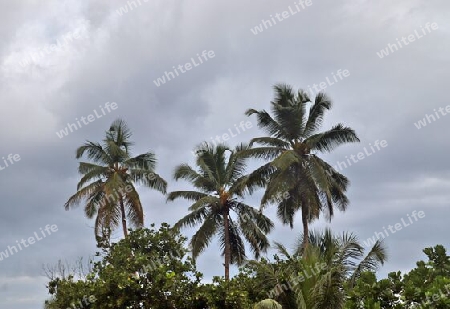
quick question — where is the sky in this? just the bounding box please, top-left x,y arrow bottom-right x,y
0,0 -> 449,308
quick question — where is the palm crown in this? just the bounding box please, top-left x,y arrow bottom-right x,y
249,229 -> 386,309
167,143 -> 274,280
64,119 -> 167,245
243,84 -> 360,248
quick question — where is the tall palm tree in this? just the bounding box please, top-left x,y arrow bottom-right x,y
64,119 -> 167,244
249,229 -> 387,309
243,84 -> 360,249
167,143 -> 274,280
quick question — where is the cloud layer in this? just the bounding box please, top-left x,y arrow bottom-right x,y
0,0 -> 449,307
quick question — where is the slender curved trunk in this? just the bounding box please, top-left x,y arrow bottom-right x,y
119,194 -> 128,237
223,207 -> 230,281
301,199 -> 309,252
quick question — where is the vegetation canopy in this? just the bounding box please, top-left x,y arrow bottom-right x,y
50,85 -> 438,309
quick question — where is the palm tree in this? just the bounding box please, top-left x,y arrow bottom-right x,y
64,119 -> 167,244
249,229 -> 387,309
243,84 -> 360,249
167,143 -> 274,280
286,230 -> 386,309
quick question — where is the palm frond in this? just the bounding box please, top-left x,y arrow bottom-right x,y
123,186 -> 144,228
271,150 -> 301,171
141,171 -> 167,194
306,124 -> 360,153
225,143 -> 249,185
238,163 -> 276,195
76,165 -> 108,190
235,203 -> 273,258
64,180 -> 103,210
239,146 -> 285,161
166,190 -> 207,202
76,141 -> 110,163
106,118 -> 133,152
124,152 -> 156,170
174,207 -> 210,229
273,241 -> 291,259
220,217 -> 247,265
271,84 -> 307,140
249,137 -> 291,148
303,92 -> 332,137
187,196 -> 220,211
349,240 -> 387,287
245,109 -> 286,139
190,213 -> 219,259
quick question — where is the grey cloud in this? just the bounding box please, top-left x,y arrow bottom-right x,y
0,0 -> 449,308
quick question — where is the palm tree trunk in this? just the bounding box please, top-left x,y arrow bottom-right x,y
223,208 -> 231,281
119,194 -> 128,237
301,200 -> 309,252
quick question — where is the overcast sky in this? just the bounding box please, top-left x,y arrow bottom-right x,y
0,0 -> 449,308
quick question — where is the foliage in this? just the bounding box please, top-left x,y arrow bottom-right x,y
197,276 -> 254,309
345,245 -> 450,309
344,271 -> 403,309
54,89 -> 447,309
168,143 -> 274,280
402,245 -> 450,308
44,226 -> 450,309
64,119 -> 167,244
243,84 -> 360,248
254,299 -> 283,309
246,229 -> 387,309
45,224 -> 202,309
